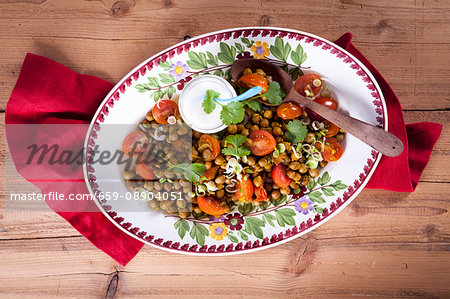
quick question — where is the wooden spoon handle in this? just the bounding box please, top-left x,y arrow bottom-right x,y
292,93 -> 404,157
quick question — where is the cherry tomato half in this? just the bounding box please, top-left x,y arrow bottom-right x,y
234,176 -> 255,202
238,74 -> 268,93
199,135 -> 221,161
255,186 -> 268,202
135,163 -> 156,180
320,137 -> 343,162
272,164 -> 293,188
276,102 -> 304,120
323,120 -> 340,137
151,100 -> 180,124
294,73 -> 322,97
248,130 -> 276,156
305,97 -> 338,122
121,131 -> 149,156
197,196 -> 230,216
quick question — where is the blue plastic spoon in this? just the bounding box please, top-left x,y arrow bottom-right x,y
213,86 -> 262,103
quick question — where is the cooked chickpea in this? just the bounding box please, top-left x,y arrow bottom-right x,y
122,171 -> 135,180
216,189 -> 225,199
263,110 -> 273,119
289,161 -> 301,170
255,69 -> 266,76
160,201 -> 172,211
241,128 -> 250,136
335,133 -> 344,143
149,200 -> 159,210
286,170 -> 296,180
275,136 -> 283,143
237,124 -> 245,132
280,187 -> 291,195
253,176 -> 264,188
264,183 -> 273,192
145,111 -> 154,122
243,68 -> 252,75
294,172 -> 302,182
251,125 -> 259,132
178,211 -> 189,218
176,200 -> 186,208
215,175 -> 225,185
290,182 -> 300,189
299,163 -> 308,174
247,156 -> 256,166
260,119 -> 269,128
301,175 -> 309,186
244,138 -> 253,148
271,189 -> 281,200
202,149 -> 213,161
265,75 -> 273,83
273,126 -> 283,136
245,122 -> 252,129
258,158 -> 268,167
309,168 -> 320,178
214,155 -> 226,165
193,131 -> 201,139
252,114 -> 261,124
227,124 -> 238,134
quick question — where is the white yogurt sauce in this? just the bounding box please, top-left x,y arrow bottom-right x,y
179,75 -> 237,133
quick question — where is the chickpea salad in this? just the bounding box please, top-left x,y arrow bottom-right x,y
121,67 -> 345,220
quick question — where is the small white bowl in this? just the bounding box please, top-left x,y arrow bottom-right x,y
178,75 -> 236,133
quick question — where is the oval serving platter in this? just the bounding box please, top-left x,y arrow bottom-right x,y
83,27 -> 386,255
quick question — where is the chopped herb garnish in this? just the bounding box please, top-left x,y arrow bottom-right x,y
202,89 -> 220,114
285,119 -> 308,144
221,134 -> 250,159
169,163 -> 206,182
263,82 -> 286,105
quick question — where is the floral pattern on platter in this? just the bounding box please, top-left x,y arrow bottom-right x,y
169,171 -> 347,246
85,27 -> 386,254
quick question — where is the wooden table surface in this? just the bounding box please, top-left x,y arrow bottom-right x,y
1,0 -> 449,298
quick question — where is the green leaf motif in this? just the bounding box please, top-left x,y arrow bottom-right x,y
206,51 -> 219,66
174,218 -> 190,239
151,89 -> 165,102
307,179 -> 317,192
135,83 -> 150,93
241,37 -> 252,47
187,51 -> 208,69
262,213 -> 276,227
318,171 -> 331,186
213,69 -> 224,77
270,37 -> 291,62
275,208 -> 296,227
217,42 -> 237,65
239,230 -> 249,241
159,61 -> 172,71
290,44 -> 307,66
165,85 -> 176,99
227,233 -> 239,243
288,68 -> 304,82
271,194 -> 287,206
159,73 -> 175,84
259,200 -> 270,211
235,43 -> 244,54
330,180 -> 348,191
147,76 -> 160,88
314,206 -> 324,213
308,191 -> 326,203
321,187 -> 335,197
190,222 -> 209,246
245,217 -> 265,239
238,202 -> 254,216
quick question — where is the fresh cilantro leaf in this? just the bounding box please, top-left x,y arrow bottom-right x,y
220,101 -> 245,126
246,98 -> 262,112
169,163 -> 206,182
202,89 -> 220,114
221,134 -> 250,158
285,119 -> 308,144
264,81 -> 286,105
226,134 -> 247,149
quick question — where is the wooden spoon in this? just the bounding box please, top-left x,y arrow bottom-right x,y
231,58 -> 404,157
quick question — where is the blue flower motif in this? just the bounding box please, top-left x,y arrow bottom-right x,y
294,196 -> 314,215
169,61 -> 189,80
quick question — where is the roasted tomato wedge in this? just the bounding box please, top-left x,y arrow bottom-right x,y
234,176 -> 255,202
248,130 -> 276,156
199,135 -> 221,161
135,163 -> 156,180
197,196 -> 230,216
238,74 -> 268,93
202,166 -> 218,181
319,137 -> 343,162
294,73 -> 322,97
151,100 -> 180,124
323,120 -> 340,137
306,97 -> 338,122
121,131 -> 149,156
272,164 -> 292,188
276,102 -> 304,120
255,186 -> 268,201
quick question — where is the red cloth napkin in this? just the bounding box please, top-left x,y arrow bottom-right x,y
335,33 -> 442,191
5,33 -> 442,264
5,53 -> 144,266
